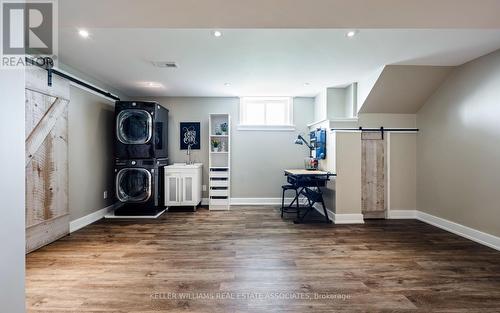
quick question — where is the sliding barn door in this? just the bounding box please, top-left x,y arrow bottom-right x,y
361,132 -> 386,219
25,68 -> 70,253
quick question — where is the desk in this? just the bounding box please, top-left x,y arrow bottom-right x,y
284,169 -> 335,224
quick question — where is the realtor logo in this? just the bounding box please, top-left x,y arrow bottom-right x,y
2,1 -> 53,55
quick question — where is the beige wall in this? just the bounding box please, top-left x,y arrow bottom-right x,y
147,97 -> 314,198
359,65 -> 453,114
345,83 -> 358,118
389,133 -> 417,211
417,49 -> 500,237
68,86 -> 116,221
313,90 -> 327,122
59,63 -> 126,99
327,88 -> 347,119
333,131 -> 362,215
358,113 -> 417,128
314,85 -> 358,122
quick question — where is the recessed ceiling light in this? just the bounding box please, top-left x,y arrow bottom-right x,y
78,29 -> 89,38
304,82 -> 311,86
213,30 -> 222,38
224,83 -> 231,87
144,82 -> 163,88
346,30 -> 358,38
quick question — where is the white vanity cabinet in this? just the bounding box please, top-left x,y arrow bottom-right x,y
164,163 -> 202,210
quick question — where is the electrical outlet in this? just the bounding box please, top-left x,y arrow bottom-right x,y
202,185 -> 207,192
103,191 -> 108,199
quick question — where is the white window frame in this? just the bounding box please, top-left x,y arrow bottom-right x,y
238,97 -> 295,131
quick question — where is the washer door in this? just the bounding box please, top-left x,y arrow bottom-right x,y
116,168 -> 152,203
116,109 -> 153,144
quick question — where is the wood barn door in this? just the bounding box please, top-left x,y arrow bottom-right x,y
361,132 -> 386,219
25,69 -> 70,253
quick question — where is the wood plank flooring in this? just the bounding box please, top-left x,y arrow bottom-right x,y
26,207 -> 500,312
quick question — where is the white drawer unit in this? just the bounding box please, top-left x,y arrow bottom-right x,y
210,188 -> 229,197
209,113 -> 231,211
209,198 -> 230,210
210,171 -> 229,178
164,163 -> 203,211
210,179 -> 228,187
209,169 -> 230,211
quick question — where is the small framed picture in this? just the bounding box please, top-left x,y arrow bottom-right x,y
180,122 -> 201,150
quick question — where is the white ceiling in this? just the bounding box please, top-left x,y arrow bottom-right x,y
58,29 -> 500,97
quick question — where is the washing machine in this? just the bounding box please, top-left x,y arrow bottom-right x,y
115,101 -> 169,159
114,158 -> 168,216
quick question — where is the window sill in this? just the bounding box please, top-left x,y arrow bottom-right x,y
237,125 -> 296,132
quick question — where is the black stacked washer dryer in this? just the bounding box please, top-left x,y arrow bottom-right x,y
114,101 -> 169,216
115,101 -> 168,159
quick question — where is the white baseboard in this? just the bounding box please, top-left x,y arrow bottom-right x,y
313,203 -> 364,224
333,213 -> 365,224
387,209 -> 417,219
388,209 -> 499,251
69,203 -> 119,233
416,211 -> 500,251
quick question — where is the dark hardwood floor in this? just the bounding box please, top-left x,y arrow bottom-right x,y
26,207 -> 500,312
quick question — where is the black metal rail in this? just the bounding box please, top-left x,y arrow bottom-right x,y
331,127 -> 419,132
25,57 -> 120,101
330,127 -> 419,139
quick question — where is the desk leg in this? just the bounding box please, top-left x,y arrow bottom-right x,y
320,197 -> 332,224
296,188 -> 300,220
281,188 -> 285,218
294,187 -> 306,224
293,187 -> 332,224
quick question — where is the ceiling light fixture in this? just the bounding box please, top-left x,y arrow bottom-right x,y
224,83 -> 231,87
304,82 -> 311,86
213,30 -> 223,38
144,82 -> 163,88
78,29 -> 90,38
346,30 -> 358,38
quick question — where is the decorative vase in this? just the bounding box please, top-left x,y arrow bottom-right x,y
220,123 -> 228,135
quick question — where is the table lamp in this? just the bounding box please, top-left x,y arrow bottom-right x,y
294,135 -> 318,170
294,134 -> 314,158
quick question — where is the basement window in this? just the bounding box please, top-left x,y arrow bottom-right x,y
238,97 -> 295,131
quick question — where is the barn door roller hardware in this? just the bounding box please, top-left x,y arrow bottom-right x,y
25,56 -> 120,101
357,126 -> 386,139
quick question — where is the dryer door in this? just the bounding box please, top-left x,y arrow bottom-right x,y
116,109 -> 153,144
116,168 -> 152,203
